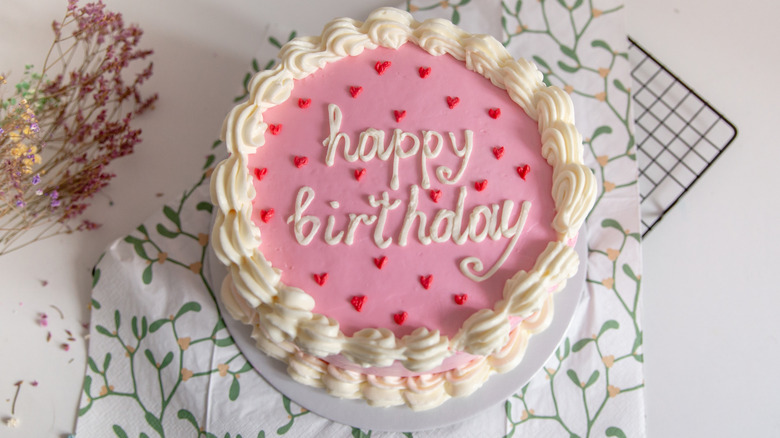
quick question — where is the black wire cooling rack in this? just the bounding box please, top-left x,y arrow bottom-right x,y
628,38 -> 737,237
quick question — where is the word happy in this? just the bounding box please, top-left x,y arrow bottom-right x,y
322,104 -> 472,190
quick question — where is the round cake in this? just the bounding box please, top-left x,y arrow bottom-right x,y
211,7 -> 596,410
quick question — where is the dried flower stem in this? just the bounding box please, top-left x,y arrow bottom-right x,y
11,381 -> 22,415
50,304 -> 65,319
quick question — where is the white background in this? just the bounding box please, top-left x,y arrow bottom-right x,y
628,0 -> 780,435
1,0 -> 778,436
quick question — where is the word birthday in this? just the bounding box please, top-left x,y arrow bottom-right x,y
286,186 -> 531,282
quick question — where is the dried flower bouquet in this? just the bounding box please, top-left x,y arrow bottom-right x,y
0,0 -> 157,255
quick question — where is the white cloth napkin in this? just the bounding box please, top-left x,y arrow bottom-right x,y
76,1 -> 645,436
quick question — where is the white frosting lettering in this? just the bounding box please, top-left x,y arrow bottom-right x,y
390,129 -> 420,190
295,104 -> 534,280
324,202 -> 343,245
344,213 -> 378,245
429,209 -> 455,243
358,128 -> 389,161
460,201 -> 531,282
325,215 -> 344,245
286,187 -> 321,245
322,104 -> 350,166
435,131 -> 473,185
468,205 -> 491,242
287,185 -> 531,280
451,186 -> 468,245
322,104 -> 473,190
421,130 -> 443,189
368,192 -> 402,249
398,185 -> 431,246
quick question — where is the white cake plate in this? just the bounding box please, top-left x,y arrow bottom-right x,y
206,228 -> 587,432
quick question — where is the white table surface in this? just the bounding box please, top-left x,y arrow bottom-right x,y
1,0 -> 779,436
626,0 -> 780,435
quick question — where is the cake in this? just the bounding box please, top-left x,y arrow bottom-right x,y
210,7 -> 596,411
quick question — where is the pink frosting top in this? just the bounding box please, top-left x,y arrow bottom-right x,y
248,44 -> 556,340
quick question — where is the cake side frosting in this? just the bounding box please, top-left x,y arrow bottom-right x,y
221,274 -> 556,410
210,7 -> 596,380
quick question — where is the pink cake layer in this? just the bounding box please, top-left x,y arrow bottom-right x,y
248,43 -> 556,340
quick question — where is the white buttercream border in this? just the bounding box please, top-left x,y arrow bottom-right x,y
210,7 -> 596,373
221,275 -> 556,411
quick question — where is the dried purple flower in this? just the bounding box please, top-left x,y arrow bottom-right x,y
77,219 -> 100,231
1,0 -> 157,255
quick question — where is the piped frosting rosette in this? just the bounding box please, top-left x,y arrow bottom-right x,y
210,7 -> 596,410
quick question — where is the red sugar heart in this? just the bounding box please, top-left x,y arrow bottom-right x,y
393,311 -> 408,325
420,275 -> 433,290
294,156 -> 308,168
260,208 -> 274,223
488,108 -> 501,119
351,295 -> 366,312
492,146 -> 504,160
349,86 -> 363,98
298,98 -> 311,108
419,66 -> 431,78
474,179 -> 488,192
430,189 -> 442,203
374,256 -> 388,269
253,167 -> 267,181
446,96 -> 460,109
354,168 -> 366,181
454,294 -> 468,305
517,164 -> 531,180
313,273 -> 328,286
394,110 -> 407,123
375,60 -> 391,75
269,124 -> 282,135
